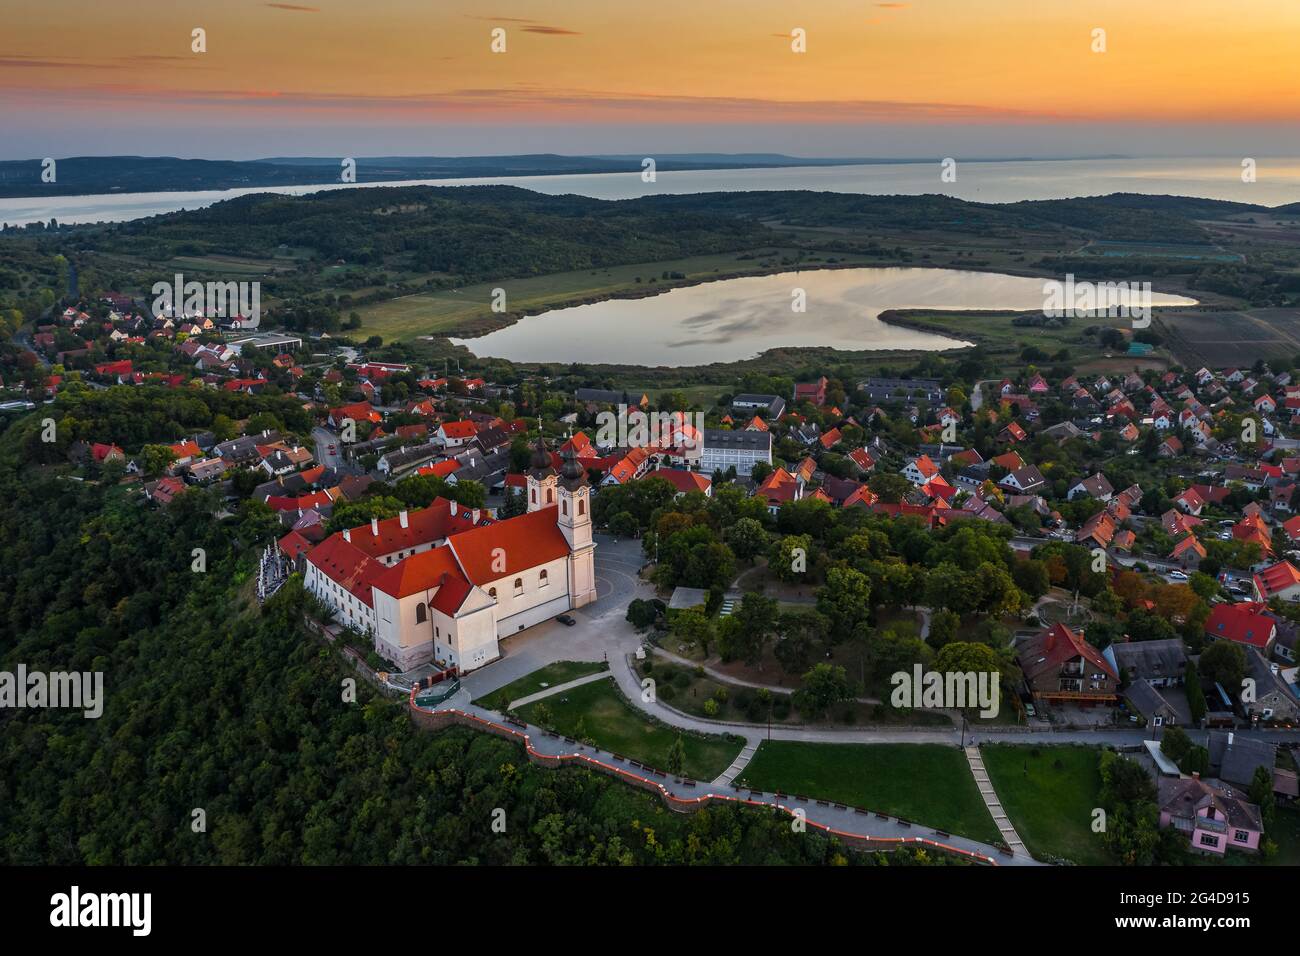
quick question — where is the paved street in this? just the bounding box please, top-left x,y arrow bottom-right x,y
312,425 -> 347,471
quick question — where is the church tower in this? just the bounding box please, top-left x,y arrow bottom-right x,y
557,447 -> 598,607
525,434 -> 557,513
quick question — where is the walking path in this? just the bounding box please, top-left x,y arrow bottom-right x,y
713,741 -> 760,787
416,687 -> 1039,866
965,746 -> 1029,860
508,670 -> 612,709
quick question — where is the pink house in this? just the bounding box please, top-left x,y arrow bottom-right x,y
1158,775 -> 1263,856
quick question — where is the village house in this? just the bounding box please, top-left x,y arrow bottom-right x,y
1018,623 -> 1119,706
1158,775 -> 1263,856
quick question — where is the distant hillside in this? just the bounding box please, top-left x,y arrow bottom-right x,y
0,153 -> 907,199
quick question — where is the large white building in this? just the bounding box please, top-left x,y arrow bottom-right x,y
699,427 -> 772,477
304,441 -> 597,673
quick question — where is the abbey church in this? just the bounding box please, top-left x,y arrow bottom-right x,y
302,438 -> 597,673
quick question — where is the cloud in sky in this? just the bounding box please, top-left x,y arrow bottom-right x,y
2,0 -> 1298,158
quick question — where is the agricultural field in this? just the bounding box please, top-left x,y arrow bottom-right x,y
1158,307 -> 1300,369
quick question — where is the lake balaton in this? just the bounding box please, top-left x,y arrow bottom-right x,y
448,267 -> 1196,367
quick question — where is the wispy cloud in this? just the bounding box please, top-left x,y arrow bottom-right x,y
0,81 -> 1070,124
520,25 -> 581,36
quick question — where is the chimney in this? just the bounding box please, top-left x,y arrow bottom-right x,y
399,509 -> 409,529
342,528 -> 351,542
371,517 -> 379,536
472,508 -> 481,524
450,501 -> 458,515
1192,771 -> 1200,780
1228,732 -> 1234,746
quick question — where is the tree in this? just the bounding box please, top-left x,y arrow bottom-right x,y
770,534 -> 813,584
774,608 -> 827,674
1159,725 -> 1191,766
793,663 -> 853,718
1249,764 -> 1277,829
139,443 -> 177,477
1199,640 -> 1247,694
928,608 -> 959,647
1185,661 -> 1207,724
667,736 -> 686,776
670,607 -> 715,658
867,472 -> 912,504
728,517 -> 769,562
718,593 -> 779,665
1098,751 -> 1161,866
816,567 -> 872,641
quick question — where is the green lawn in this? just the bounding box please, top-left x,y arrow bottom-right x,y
736,741 -> 1001,844
979,744 -> 1114,865
514,677 -> 745,782
473,660 -> 610,712
1262,806 -> 1300,867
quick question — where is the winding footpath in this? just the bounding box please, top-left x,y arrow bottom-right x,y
418,685 -> 1040,866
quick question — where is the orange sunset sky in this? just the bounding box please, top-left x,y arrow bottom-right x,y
2,0 -> 1299,158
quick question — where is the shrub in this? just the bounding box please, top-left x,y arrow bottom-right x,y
658,684 -> 676,702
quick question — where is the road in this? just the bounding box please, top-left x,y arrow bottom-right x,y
312,425 -> 348,472
1011,534 -> 1196,582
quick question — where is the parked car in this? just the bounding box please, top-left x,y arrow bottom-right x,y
1169,569 -> 1188,580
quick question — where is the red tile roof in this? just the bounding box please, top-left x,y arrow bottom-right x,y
653,468 -> 711,495
448,506 -> 571,586
1205,602 -> 1275,649
1020,623 -> 1117,682
439,420 -> 478,440
1255,561 -> 1300,600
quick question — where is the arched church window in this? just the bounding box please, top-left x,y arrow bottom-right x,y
539,570 -> 549,587
513,577 -> 524,596
415,603 -> 427,623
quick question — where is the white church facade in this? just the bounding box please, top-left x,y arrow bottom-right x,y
303,441 -> 597,673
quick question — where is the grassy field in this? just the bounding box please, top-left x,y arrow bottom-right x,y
736,741 -> 1001,844
885,309 -> 1137,356
353,248 -> 869,339
979,744 -> 1113,865
514,677 -> 744,782
472,660 -> 610,712
1265,806 -> 1300,866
